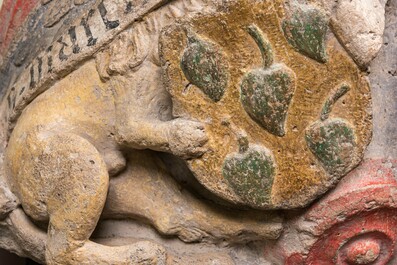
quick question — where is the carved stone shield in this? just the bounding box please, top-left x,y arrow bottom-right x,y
159,0 -> 372,209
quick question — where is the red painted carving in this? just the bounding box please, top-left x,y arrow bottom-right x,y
345,237 -> 382,264
274,159 -> 397,265
0,0 -> 40,56
285,253 -> 305,265
306,210 -> 397,264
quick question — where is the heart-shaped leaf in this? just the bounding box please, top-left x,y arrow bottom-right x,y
223,145 -> 275,206
181,32 -> 229,102
240,64 -> 296,136
282,4 -> 328,63
305,119 -> 357,176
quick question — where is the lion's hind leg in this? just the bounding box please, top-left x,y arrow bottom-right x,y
30,133 -> 107,264
36,133 -> 166,265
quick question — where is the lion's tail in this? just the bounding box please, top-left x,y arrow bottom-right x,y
0,182 -> 46,263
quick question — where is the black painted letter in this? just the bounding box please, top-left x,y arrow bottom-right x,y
98,1 -> 120,30
81,9 -> 98,46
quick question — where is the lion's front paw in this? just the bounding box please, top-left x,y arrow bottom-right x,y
167,119 -> 208,159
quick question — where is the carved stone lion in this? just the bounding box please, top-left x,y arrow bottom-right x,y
0,0 -> 390,264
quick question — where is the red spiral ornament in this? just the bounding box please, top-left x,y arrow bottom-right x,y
284,159 -> 397,265
307,210 -> 397,264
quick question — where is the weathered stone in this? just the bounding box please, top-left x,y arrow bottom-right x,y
240,24 -> 296,136
305,118 -> 357,177
312,0 -> 386,68
264,159 -> 397,264
74,0 -> 88,5
240,65 -> 295,137
181,32 -> 229,102
282,3 -> 328,63
43,0 -> 73,28
103,151 -> 283,244
0,0 -> 40,60
305,160 -> 397,264
223,145 -> 275,207
0,182 -> 17,220
345,239 -> 380,264
0,0 -> 394,264
0,0 -> 283,263
160,0 -> 372,209
366,0 -> 397,159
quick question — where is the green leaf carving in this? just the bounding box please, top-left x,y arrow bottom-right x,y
305,119 -> 357,176
282,4 -> 328,63
223,145 -> 275,206
181,32 -> 229,102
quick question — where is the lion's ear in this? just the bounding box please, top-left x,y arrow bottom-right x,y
99,30 -> 148,77
95,49 -> 111,81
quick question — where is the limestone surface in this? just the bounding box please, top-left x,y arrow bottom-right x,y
160,0 -> 372,209
311,0 -> 386,67
0,0 -> 393,264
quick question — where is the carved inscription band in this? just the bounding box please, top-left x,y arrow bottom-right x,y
6,0 -> 167,125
